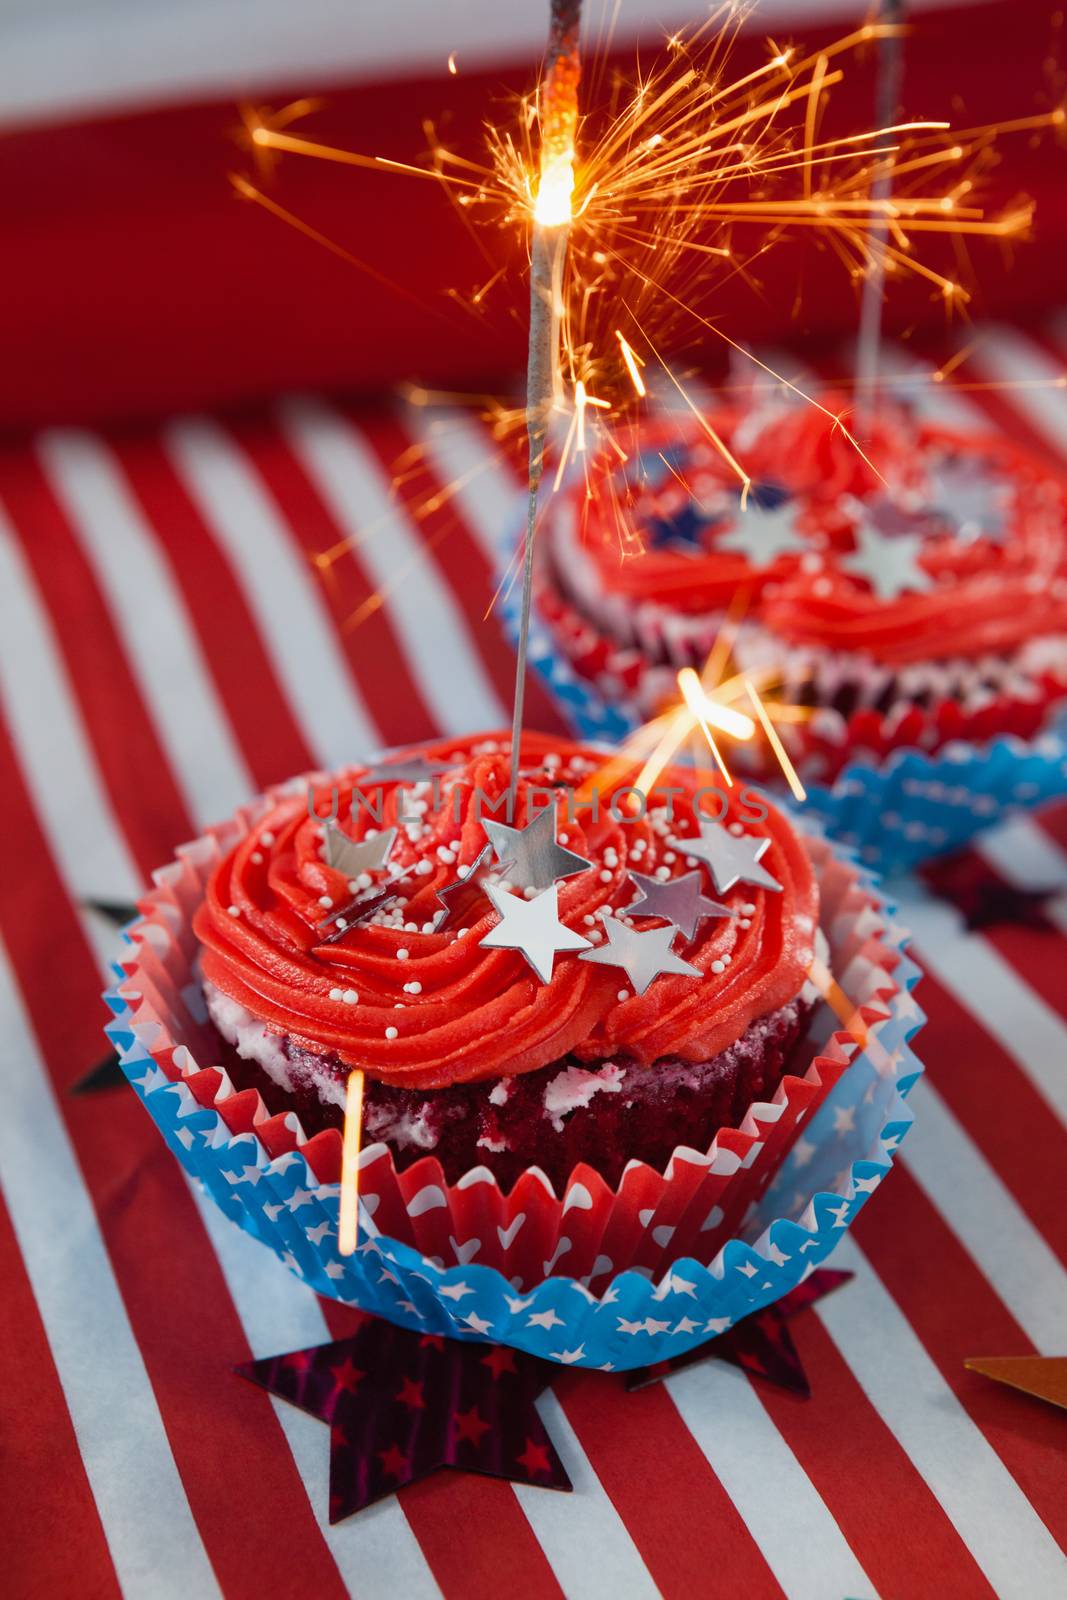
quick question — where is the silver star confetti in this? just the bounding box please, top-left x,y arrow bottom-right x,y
323,822 -> 398,881
714,494 -> 809,567
431,842 -> 506,932
667,820 -> 783,895
479,883 -> 591,983
354,756 -> 452,787
579,916 -> 702,995
482,808 -> 592,891
840,523 -> 935,601
621,869 -> 733,942
927,458 -> 1009,545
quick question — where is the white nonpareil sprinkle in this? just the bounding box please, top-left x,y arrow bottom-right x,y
741,902 -> 756,914
617,989 -> 629,1002
664,851 -> 676,864
655,866 -> 671,881
437,846 -> 456,865
404,921 -> 418,934
729,822 -> 743,836
385,1026 -> 398,1039
415,859 -> 433,877
422,922 -> 436,934
403,981 -> 423,995
711,959 -> 724,974
329,987 -> 342,1000
604,848 -> 618,868
250,852 -> 263,865
599,868 -> 612,883
227,904 -> 240,918
397,948 -> 409,961
583,913 -> 596,926
342,989 -> 358,1005
739,918 -> 751,929
318,895 -> 333,909
260,831 -> 275,846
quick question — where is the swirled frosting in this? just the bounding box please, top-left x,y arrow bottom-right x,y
194,734 -> 817,1090
552,402 -> 1067,667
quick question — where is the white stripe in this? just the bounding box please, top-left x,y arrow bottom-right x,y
164,418 -> 382,767
282,400 -> 506,735
891,875 -> 1067,1129
977,811 -> 1067,935
820,1237 -> 1067,1600
38,429 -> 253,826
404,407 -> 522,566
0,513 -> 140,901
902,1079 -> 1067,1350
967,326 -> 1067,456
190,1184 -> 441,1600
666,1354 -> 876,1600
0,944 -> 221,1600
514,1390 -> 659,1600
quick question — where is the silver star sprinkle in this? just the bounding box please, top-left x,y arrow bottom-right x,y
479,882 -> 591,983
621,869 -> 733,941
354,756 -> 452,787
667,820 -> 783,895
579,915 -> 702,995
927,458 -> 1009,544
840,523 -> 935,601
482,808 -> 592,891
714,494 -> 809,567
431,842 -> 505,932
322,822 -> 398,880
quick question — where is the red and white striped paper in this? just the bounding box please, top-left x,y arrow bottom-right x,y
3,323 -> 1067,1598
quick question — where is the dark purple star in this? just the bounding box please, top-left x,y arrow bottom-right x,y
625,1269 -> 852,1393
237,1316 -> 571,1521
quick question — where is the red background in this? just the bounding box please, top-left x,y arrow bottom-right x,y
2,0 -> 1063,432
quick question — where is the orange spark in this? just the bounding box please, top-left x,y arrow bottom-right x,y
338,1068 -> 366,1256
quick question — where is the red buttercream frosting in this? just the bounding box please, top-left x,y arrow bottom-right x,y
561,403 -> 1067,667
194,733 -> 818,1091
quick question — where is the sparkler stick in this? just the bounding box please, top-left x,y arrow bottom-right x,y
510,0 -> 583,809
856,0 -> 907,416
338,1068 -> 366,1255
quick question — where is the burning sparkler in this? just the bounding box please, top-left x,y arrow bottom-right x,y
511,0 -> 585,808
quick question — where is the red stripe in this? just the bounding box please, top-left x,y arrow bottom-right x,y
109,432 -> 316,789
852,1160 -> 1067,1550
911,970 -> 1067,1267
0,1188 -> 121,1600
226,413 -> 440,748
358,412 -> 569,738
0,446 -> 192,878
756,1310 -> 997,1600
0,710 -> 348,1600
555,1370 -> 783,1599
316,1300 -> 563,1598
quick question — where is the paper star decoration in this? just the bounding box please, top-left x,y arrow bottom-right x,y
646,499 -> 709,552
482,808 -> 592,891
668,819 -> 782,895
322,822 -> 398,881
480,883 -> 592,982
579,914 -> 701,995
965,1356 -> 1067,1414
840,523 -> 935,601
432,842 -> 503,932
714,486 -> 809,567
237,1313 -> 570,1521
626,1269 -> 852,1392
849,493 -> 937,542
928,458 -> 1009,544
621,869 -> 733,942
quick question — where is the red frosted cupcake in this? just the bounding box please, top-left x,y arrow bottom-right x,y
536,399 -> 1067,779
193,733 -> 822,1191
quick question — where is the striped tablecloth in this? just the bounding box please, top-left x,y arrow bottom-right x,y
4,323 -> 1067,1600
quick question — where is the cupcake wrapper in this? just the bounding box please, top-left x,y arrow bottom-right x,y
501,542 -> 1067,875
105,795 -> 924,1369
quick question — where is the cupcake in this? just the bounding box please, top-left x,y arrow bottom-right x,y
107,730 -> 923,1364
193,732 -> 820,1192
532,398 -> 1067,782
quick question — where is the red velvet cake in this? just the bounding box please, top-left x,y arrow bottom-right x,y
193,733 -> 821,1190
536,400 -> 1067,778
